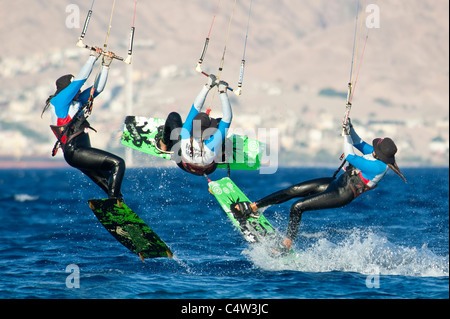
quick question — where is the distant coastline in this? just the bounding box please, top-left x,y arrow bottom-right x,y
0,160 -> 68,169
1,159 -> 447,170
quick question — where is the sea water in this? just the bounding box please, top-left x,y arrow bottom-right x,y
0,167 -> 448,302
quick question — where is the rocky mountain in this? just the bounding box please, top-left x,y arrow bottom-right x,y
0,0 -> 448,168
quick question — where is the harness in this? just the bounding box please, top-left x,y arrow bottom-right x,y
181,160 -> 217,176
50,101 -> 96,156
345,164 -> 376,198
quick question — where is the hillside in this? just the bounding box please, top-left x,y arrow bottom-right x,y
0,0 -> 448,167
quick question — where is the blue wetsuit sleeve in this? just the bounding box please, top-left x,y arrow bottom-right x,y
73,55 -> 98,82
353,141 -> 374,155
77,65 -> 109,104
204,92 -> 232,152
181,85 -> 210,139
93,65 -> 109,95
344,134 -> 385,177
51,81 -> 84,118
346,154 -> 387,180
181,105 -> 198,139
204,121 -> 230,152
349,126 -> 373,155
76,86 -> 94,105
50,56 -> 97,117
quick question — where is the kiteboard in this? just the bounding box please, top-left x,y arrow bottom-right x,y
88,198 -> 173,261
208,177 -> 296,258
121,116 -> 263,170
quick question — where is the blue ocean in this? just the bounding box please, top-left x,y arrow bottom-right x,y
0,167 -> 448,304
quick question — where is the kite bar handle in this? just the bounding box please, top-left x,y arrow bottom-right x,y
76,9 -> 93,48
124,26 -> 135,64
341,82 -> 353,136
200,71 -> 236,95
234,59 -> 246,96
196,38 -> 210,73
78,43 -> 127,63
237,59 -> 245,85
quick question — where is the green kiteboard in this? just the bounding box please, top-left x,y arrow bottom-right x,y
88,198 -> 173,261
121,116 -> 263,170
208,178 -> 297,261
208,177 -> 293,249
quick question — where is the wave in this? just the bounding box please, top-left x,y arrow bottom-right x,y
243,228 -> 449,277
13,194 -> 39,202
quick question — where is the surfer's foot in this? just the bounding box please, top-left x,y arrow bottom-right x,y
282,238 -> 293,250
230,201 -> 252,219
109,197 -> 124,208
270,239 -> 292,257
233,202 -> 258,213
158,140 -> 168,151
231,201 -> 259,219
155,125 -> 168,152
109,193 -> 124,206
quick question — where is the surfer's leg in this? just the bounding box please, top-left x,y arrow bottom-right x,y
65,145 -> 125,199
80,169 -> 109,195
286,179 -> 355,242
105,154 -> 126,199
254,177 -> 333,210
159,112 -> 183,151
64,134 -> 108,195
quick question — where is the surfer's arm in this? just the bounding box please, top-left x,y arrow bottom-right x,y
192,75 -> 216,113
94,53 -> 113,95
93,64 -> 109,94
50,55 -> 98,117
193,85 -> 210,113
343,130 -> 372,158
218,83 -> 232,124
185,84 -> 208,125
346,154 -> 387,181
74,53 -> 98,82
204,120 -> 230,153
182,79 -> 217,139
345,119 -> 373,155
181,105 -> 198,140
356,141 -> 374,155
344,137 -> 385,179
77,54 -> 112,104
204,86 -> 232,152
349,126 -> 375,155
76,68 -> 108,104
343,135 -> 356,159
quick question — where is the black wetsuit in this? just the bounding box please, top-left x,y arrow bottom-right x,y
48,55 -> 125,199
254,128 -> 390,242
158,83 -> 232,177
254,167 -> 373,241
63,132 -> 125,199
159,111 -> 191,173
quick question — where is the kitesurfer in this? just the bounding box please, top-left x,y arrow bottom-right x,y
42,47 -> 125,200
234,119 -> 407,254
156,74 -> 233,176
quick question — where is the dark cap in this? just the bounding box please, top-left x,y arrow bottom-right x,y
55,74 -> 74,95
191,112 -> 218,138
373,137 -> 397,164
